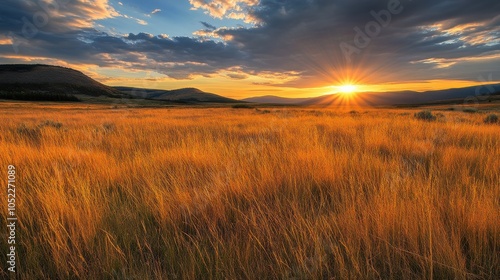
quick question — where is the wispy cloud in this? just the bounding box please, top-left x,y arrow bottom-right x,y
136,19 -> 148,25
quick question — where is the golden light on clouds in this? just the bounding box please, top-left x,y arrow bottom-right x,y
0,37 -> 12,45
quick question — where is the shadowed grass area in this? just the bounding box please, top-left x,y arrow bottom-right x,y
0,103 -> 499,279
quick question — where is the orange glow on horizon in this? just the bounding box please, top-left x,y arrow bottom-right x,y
9,59 -> 495,100
86,64 -> 500,100
100,77 -> 500,100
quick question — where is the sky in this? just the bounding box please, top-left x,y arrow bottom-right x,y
0,0 -> 499,99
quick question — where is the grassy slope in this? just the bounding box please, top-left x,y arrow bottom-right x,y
0,104 -> 499,279
0,64 -> 125,98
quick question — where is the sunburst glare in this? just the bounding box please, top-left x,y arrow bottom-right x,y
338,84 -> 357,94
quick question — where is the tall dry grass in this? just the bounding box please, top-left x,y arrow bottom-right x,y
0,103 -> 499,279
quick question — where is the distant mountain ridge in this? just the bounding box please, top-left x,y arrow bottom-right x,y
244,84 -> 500,106
242,95 -> 311,104
0,64 -> 239,104
115,86 -> 239,103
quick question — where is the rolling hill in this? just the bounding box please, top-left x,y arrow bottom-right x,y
0,64 -> 239,104
0,64 -> 125,101
115,86 -> 240,104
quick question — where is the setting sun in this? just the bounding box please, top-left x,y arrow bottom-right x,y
338,84 -> 358,94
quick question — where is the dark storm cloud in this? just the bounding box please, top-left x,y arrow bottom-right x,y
200,21 -> 217,30
216,0 -> 500,85
0,0 -> 117,33
0,0 -> 499,83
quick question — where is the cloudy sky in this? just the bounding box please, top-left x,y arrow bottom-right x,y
1,0 -> 499,98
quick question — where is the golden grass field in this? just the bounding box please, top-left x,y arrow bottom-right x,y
0,102 -> 499,279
